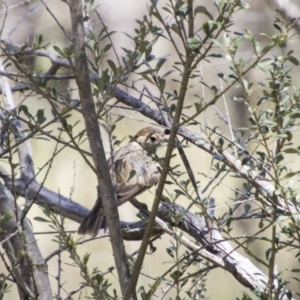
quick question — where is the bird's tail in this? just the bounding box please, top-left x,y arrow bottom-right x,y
78,198 -> 106,236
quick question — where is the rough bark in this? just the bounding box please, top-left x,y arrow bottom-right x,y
66,1 -> 133,298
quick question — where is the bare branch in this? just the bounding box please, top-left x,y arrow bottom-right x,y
270,0 -> 300,33
1,168 -> 290,298
67,1 -> 133,298
0,182 -> 52,300
0,57 -> 35,180
0,56 -> 52,299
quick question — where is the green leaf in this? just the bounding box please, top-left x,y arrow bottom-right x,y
288,55 -> 299,66
211,38 -> 225,50
36,109 -> 46,125
158,78 -> 166,93
94,274 -> 103,285
144,278 -> 162,300
145,45 -> 153,60
194,6 -> 213,19
265,248 -> 271,260
63,45 -> 74,57
53,45 -> 64,56
283,148 -> 300,154
83,253 -> 90,265
282,171 -> 299,180
43,203 -> 51,218
242,157 -> 249,165
164,181 -> 173,185
148,242 -> 156,254
243,204 -> 251,215
187,37 -> 201,51
19,105 -> 32,119
260,44 -> 273,55
34,217 -> 50,223
107,60 -> 117,76
171,24 -> 180,36
103,43 -> 112,53
155,58 -> 166,72
194,102 -> 201,113
38,34 -> 43,45
180,277 -> 188,288
166,247 -> 174,258
174,189 -> 186,196
140,73 -> 154,84
254,41 -> 261,54
203,22 -> 210,35
209,53 -> 222,58
218,137 -> 224,147
99,31 -> 116,42
170,270 -> 182,281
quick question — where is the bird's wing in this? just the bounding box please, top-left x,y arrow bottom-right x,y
108,142 -> 160,205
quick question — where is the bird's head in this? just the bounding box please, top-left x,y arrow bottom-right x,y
134,127 -> 170,149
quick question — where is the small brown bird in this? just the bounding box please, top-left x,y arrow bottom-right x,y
78,127 -> 169,236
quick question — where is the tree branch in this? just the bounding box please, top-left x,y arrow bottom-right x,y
0,56 -> 52,300
0,169 -> 290,298
0,36 -> 296,299
0,182 -> 52,300
270,0 -> 300,34
66,1 -> 133,298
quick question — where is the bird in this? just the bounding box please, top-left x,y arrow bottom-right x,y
78,127 -> 170,236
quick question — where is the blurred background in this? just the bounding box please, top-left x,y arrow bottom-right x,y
1,0 -> 300,299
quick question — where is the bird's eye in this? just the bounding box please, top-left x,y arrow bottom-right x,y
150,136 -> 157,142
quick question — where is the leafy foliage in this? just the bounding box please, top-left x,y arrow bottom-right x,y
0,0 -> 300,299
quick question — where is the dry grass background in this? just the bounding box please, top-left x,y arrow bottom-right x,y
1,0 -> 300,298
